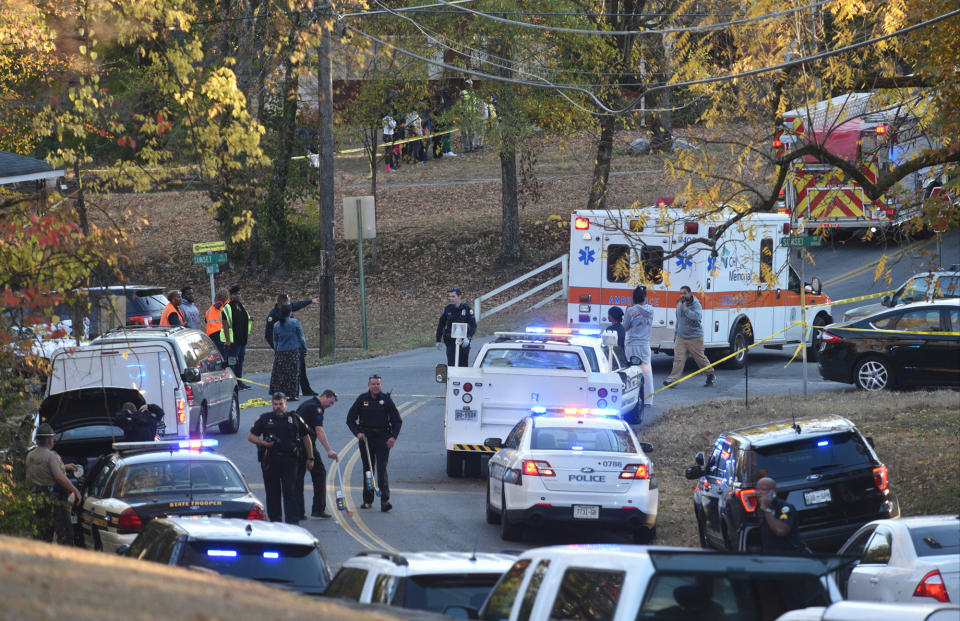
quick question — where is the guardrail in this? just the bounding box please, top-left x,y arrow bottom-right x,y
473,254 -> 568,321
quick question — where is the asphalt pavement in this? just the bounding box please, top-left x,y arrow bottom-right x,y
214,231 -> 958,569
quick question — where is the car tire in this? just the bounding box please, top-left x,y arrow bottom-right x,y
624,397 -> 643,426
806,314 -> 828,363
465,453 -> 482,478
633,525 -> 656,545
499,488 -> 523,541
721,321 -> 750,369
446,450 -> 464,478
218,391 -> 241,434
854,356 -> 892,391
486,479 -> 500,525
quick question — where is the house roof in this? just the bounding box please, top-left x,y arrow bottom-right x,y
0,151 -> 65,186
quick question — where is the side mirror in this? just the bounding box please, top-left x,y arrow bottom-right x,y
639,442 -> 654,454
811,276 -> 822,295
775,288 -> 781,299
181,367 -> 201,383
442,605 -> 479,620
629,355 -> 642,366
435,363 -> 448,384
116,544 -> 131,556
685,466 -> 703,480
881,294 -> 892,307
866,436 -> 876,448
694,451 -> 705,467
484,437 -> 502,450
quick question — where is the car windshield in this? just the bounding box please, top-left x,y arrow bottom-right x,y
532,426 -> 637,453
181,541 -> 328,589
752,432 -> 873,480
893,275 -> 960,305
398,573 -> 503,613
480,348 -> 585,371
112,460 -> 247,497
909,523 -> 960,557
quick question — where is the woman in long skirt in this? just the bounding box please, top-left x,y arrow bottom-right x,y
269,305 -> 307,399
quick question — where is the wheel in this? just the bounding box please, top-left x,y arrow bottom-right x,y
464,453 -> 482,478
633,525 -> 656,545
624,398 -> 643,426
499,487 -> 523,541
218,391 -> 241,434
485,479 -> 500,525
446,450 -> 464,478
805,314 -> 828,363
721,321 -> 750,369
854,356 -> 892,391
695,509 -> 708,548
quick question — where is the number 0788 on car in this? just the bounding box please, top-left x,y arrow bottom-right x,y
485,410 -> 658,544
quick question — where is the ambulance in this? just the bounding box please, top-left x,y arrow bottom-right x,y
567,205 -> 833,366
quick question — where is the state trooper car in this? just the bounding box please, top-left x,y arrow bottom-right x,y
484,411 -> 658,543
75,440 -> 265,553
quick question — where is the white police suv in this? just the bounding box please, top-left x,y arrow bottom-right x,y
485,410 -> 658,543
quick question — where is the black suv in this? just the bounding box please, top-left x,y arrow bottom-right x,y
685,414 -> 899,552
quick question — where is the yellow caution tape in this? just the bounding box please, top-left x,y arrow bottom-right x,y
803,289 -> 894,309
240,397 -> 271,410
292,129 -> 460,159
236,377 -> 269,388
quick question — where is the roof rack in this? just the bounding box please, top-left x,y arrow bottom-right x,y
355,550 -> 409,566
100,325 -> 190,337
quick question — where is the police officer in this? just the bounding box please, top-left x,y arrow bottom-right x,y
346,375 -> 402,512
435,286 -> 476,367
25,423 -> 82,545
296,389 -> 338,518
248,393 -> 313,524
757,477 -> 807,554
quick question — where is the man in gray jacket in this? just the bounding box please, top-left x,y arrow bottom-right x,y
664,286 -> 715,387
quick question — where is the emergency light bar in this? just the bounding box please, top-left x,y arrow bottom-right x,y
207,549 -> 238,558
112,439 -> 218,455
525,327 -> 601,336
178,439 -> 219,450
531,406 -> 620,417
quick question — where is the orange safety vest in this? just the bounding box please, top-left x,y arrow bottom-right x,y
160,303 -> 185,327
205,304 -> 223,336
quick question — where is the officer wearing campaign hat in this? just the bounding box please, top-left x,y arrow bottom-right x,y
25,423 -> 82,545
435,286 -> 476,367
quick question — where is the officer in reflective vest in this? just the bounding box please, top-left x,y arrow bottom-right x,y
221,284 -> 253,388
160,290 -> 185,327
206,288 -> 228,360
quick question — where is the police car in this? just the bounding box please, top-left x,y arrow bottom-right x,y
76,440 -> 265,554
485,411 -> 658,543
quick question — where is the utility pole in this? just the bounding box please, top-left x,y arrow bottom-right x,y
317,4 -> 336,357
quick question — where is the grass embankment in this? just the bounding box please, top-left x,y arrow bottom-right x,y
641,390 -> 960,547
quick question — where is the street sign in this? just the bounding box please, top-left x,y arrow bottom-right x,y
192,252 -> 227,265
205,264 -> 220,274
193,241 -> 226,254
780,235 -> 821,248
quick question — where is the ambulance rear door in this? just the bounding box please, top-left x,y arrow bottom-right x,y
569,212 -> 605,326
628,221 -> 673,351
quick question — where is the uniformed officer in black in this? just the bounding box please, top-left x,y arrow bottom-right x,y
346,375 -> 402,512
295,389 -> 339,518
248,392 -> 313,525
757,476 -> 807,554
435,286 -> 477,367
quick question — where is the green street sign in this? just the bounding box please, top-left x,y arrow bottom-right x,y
205,264 -> 220,274
192,252 -> 227,265
780,235 -> 822,248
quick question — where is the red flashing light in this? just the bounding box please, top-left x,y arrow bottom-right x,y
875,125 -> 888,135
772,139 -> 784,148
656,197 -> 674,207
783,222 -> 791,234
873,465 -> 888,491
574,217 -> 590,230
117,508 -> 143,532
176,399 -> 187,423
737,488 -> 758,513
522,460 -> 555,477
129,315 -> 152,326
914,569 -> 950,602
247,505 -> 267,521
619,464 -> 650,480
185,385 -> 194,406
551,328 -> 572,334
463,383 -> 473,392
685,222 -> 699,234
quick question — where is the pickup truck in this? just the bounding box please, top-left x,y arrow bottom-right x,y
437,328 -> 643,478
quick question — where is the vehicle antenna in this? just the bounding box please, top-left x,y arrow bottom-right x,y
790,391 -> 801,435
470,536 -> 479,562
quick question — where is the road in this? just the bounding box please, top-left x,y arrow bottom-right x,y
214,232 -> 958,569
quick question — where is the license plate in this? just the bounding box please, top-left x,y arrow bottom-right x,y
804,489 -> 831,505
573,505 -> 600,520
455,409 -> 477,422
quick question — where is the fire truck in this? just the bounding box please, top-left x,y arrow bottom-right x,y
567,206 -> 833,367
775,92 -> 944,234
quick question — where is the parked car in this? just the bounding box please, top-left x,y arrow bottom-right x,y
685,414 -> 899,552
477,545 -> 841,621
819,299 -> 960,391
40,326 -> 239,454
485,411 -> 657,543
835,515 -> 959,604
777,601 -> 960,621
120,517 -> 329,595
324,550 -> 515,616
842,270 -> 959,322
76,440 -> 265,554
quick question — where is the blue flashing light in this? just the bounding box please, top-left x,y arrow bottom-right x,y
262,551 -> 280,560
531,406 -> 547,414
178,439 -> 219,450
525,327 -> 547,334
578,329 -> 601,335
817,440 -> 830,447
597,399 -> 608,408
594,408 -> 619,417
571,445 -> 584,451
207,549 -> 238,558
